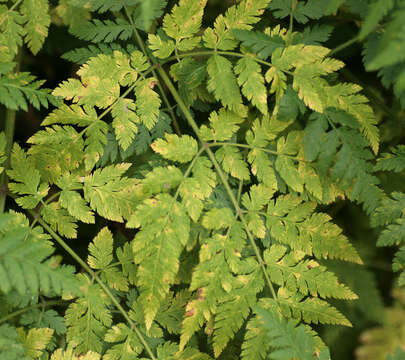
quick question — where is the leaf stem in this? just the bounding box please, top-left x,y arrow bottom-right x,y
164,50 -> 292,74
0,50 -> 22,213
286,0 -> 298,46
207,142 -> 305,161
329,36 -> 359,56
25,208 -> 157,360
156,65 -> 279,303
0,110 -> 16,213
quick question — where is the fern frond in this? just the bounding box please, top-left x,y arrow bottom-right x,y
200,108 -> 244,142
57,173 -> 94,224
266,194 -> 362,263
111,98 -> 139,151
232,29 -> 284,60
7,144 -> 49,209
65,274 -> 112,354
0,324 -> 28,360
127,194 -> 190,329
359,0 -> 395,39
216,146 -> 250,181
179,157 -> 217,222
234,56 -> 268,115
264,244 -> 357,299
21,0 -> 50,54
20,309 -> 66,335
0,212 -> 79,295
134,78 -> 161,129
87,227 -> 130,291
268,0 -> 339,24
203,0 -> 270,50
51,347 -> 101,360
18,327 -> 54,358
83,163 -> 139,222
375,145 -> 405,172
169,58 -> 207,106
40,202 -> 78,239
207,54 -> 243,112
104,323 -> 143,359
255,304 -> 329,360
148,34 -> 175,59
70,0 -> 137,13
0,72 -> 56,111
152,134 -> 198,163
133,0 -> 168,31
163,0 -> 207,41
293,25 -> 334,45
62,43 -> 128,65
0,5 -> 25,57
69,19 -> 132,43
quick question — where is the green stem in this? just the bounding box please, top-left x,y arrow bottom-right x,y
329,36 -> 359,56
0,110 -> 16,213
286,0 -> 298,46
208,142 -> 305,161
164,50 -> 291,74
25,208 -> 157,360
123,5 -> 181,136
156,65 -> 278,303
0,300 -> 67,325
0,50 -> 22,213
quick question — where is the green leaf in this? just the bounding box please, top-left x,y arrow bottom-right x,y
200,108 -> 244,142
104,323 -> 143,360
0,5 -> 25,57
21,0 -> 50,54
179,157 -> 217,222
254,305 -> 322,360
234,57 -> 268,114
359,0 -> 395,39
148,34 -> 175,59
0,212 -> 79,296
111,98 -> 139,151
232,29 -> 284,59
8,144 -> 49,209
151,134 -> 198,163
277,290 -> 352,326
375,145 -> 405,172
207,54 -> 243,112
137,0 -> 168,31
70,19 -> 132,43
18,327 -> 54,358
0,324 -> 28,360
41,202 -> 78,239
0,72 -> 56,111
264,244 -> 357,299
163,0 -> 207,40
216,146 -> 250,180
83,164 -> 139,222
57,173 -> 95,224
266,194 -> 362,263
135,78 -> 161,129
66,274 -> 112,354
127,194 -> 190,329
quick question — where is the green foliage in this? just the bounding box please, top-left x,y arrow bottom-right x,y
0,212 -> 79,296
1,1 -> 405,359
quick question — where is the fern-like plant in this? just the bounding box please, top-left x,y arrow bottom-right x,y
1,0 -> 405,359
